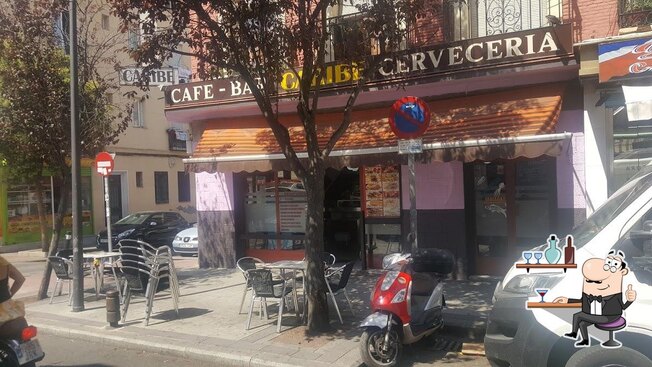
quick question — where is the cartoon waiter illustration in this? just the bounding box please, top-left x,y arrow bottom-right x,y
553,250 -> 637,347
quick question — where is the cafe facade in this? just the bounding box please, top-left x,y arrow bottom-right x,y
165,24 -> 587,276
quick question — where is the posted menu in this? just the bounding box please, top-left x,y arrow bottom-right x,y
364,165 -> 400,218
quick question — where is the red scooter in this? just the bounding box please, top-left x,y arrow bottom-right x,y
360,249 -> 453,367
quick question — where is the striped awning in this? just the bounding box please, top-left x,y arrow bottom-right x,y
186,83 -> 568,173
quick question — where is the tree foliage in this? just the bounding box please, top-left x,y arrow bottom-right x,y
108,0 -> 437,332
0,0 -> 131,298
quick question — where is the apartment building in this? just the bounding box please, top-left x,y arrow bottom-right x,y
88,3 -> 196,233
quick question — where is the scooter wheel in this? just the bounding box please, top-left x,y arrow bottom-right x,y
360,328 -> 402,367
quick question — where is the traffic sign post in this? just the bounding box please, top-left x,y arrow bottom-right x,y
389,97 -> 431,255
95,152 -> 115,252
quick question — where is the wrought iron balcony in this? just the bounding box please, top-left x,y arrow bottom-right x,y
447,0 -> 563,41
619,0 -> 652,28
325,12 -> 410,63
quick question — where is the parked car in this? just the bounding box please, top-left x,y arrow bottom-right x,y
485,163 -> 652,367
96,211 -> 189,251
172,223 -> 198,256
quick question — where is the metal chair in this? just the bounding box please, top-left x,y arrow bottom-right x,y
246,269 -> 294,332
325,261 -> 356,324
48,256 -> 74,305
116,244 -> 179,326
319,252 -> 337,267
236,256 -> 265,314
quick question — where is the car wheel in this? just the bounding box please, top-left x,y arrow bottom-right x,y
565,346 -> 651,367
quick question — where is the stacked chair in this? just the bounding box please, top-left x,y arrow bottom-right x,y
115,239 -> 180,326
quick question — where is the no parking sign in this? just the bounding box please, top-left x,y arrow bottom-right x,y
388,96 -> 431,139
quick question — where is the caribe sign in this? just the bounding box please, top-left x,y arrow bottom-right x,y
598,37 -> 652,83
165,24 -> 572,107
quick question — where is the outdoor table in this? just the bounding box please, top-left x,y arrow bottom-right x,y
82,250 -> 121,299
263,260 -> 307,323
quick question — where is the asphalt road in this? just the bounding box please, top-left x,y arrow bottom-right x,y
36,331 -> 218,367
33,331 -> 490,367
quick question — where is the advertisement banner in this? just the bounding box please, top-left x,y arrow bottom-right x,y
598,38 -> 652,82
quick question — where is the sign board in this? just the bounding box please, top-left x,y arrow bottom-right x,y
119,67 -> 178,86
599,38 -> 652,83
95,152 -> 114,176
398,139 -> 424,154
389,96 -> 431,139
165,24 -> 573,108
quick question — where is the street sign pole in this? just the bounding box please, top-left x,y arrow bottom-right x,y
408,153 -> 418,254
388,96 -> 430,256
70,0 -> 84,313
104,176 -> 112,253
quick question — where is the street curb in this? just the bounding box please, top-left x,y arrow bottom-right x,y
36,322 -> 354,367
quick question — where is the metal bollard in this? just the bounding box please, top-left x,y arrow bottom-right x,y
106,289 -> 120,327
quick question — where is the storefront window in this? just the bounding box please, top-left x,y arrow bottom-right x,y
611,109 -> 652,194
243,172 -> 307,251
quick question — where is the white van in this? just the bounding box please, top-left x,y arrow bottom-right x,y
485,164 -> 652,367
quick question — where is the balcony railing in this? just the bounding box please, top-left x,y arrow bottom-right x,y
447,0 -> 563,41
619,0 -> 652,28
325,12 -> 409,63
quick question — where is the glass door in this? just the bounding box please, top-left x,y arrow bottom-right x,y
471,162 -> 509,274
469,157 -> 556,275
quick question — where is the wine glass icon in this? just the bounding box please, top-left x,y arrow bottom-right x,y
534,251 -> 543,264
523,251 -> 533,264
535,288 -> 549,303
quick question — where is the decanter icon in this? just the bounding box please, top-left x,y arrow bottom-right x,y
544,234 -> 562,264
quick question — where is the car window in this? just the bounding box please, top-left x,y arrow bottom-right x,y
164,213 -> 180,223
613,203 -> 652,286
150,213 -> 164,224
115,213 -> 149,225
570,170 -> 652,249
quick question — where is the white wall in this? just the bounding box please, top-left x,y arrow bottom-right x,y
583,79 -> 612,216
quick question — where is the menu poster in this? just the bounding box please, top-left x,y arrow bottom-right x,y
364,165 -> 400,218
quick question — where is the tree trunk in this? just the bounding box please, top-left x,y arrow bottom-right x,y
304,166 -> 331,333
34,179 -> 48,253
37,175 -> 69,300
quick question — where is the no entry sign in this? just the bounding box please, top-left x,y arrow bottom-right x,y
95,152 -> 114,176
388,96 -> 431,139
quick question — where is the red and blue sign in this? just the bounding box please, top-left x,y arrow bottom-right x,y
388,96 -> 431,139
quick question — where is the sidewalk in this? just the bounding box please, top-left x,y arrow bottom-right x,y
0,235 -> 97,254
24,260 -> 496,367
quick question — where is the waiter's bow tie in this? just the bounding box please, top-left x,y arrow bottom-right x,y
587,295 -> 603,303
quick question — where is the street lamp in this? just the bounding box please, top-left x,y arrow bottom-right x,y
69,0 -> 84,312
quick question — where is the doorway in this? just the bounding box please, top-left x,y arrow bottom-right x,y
465,157 -> 557,275
107,174 -> 123,224
324,167 -> 362,262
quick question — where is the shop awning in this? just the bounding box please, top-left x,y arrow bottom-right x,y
185,84 -> 569,173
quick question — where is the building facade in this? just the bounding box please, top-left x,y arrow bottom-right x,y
159,0 -> 597,276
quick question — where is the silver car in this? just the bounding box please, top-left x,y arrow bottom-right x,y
172,224 -> 198,256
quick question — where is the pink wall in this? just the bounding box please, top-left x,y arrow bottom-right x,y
401,161 -> 465,210
195,172 -> 235,211
556,110 -> 586,209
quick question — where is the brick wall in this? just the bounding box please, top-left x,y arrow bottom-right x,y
572,0 -> 619,42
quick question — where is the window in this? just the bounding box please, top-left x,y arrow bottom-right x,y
101,14 -> 110,30
55,11 -> 70,53
128,26 -> 141,49
131,99 -> 144,128
154,172 -> 169,204
136,171 -> 143,188
449,0 -> 561,41
178,172 -> 191,202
